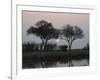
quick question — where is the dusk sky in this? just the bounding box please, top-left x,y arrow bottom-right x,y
22,11 -> 89,49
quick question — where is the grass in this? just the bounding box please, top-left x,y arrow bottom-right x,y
23,49 -> 89,60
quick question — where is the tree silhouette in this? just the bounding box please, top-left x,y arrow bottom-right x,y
27,20 -> 59,51
62,24 -> 84,66
45,43 -> 57,51
22,42 -> 39,52
59,45 -> 68,51
83,43 -> 89,50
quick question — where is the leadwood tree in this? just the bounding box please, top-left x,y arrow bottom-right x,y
27,20 -> 59,51
62,24 -> 84,66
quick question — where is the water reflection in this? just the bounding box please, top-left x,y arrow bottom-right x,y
23,58 -> 89,69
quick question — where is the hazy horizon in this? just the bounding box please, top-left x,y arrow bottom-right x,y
22,11 -> 89,49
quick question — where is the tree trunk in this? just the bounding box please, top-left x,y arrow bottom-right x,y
40,41 -> 44,51
43,40 -> 48,51
68,46 -> 71,67
68,45 -> 73,67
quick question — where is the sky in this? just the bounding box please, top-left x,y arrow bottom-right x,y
22,11 -> 89,49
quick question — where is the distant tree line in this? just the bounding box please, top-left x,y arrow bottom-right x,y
83,43 -> 89,50
23,42 -> 68,52
22,42 -> 39,52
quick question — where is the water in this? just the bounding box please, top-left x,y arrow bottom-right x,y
56,59 -> 89,67
23,50 -> 89,68
23,59 -> 89,69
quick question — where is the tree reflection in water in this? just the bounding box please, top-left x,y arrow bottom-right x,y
23,58 -> 89,69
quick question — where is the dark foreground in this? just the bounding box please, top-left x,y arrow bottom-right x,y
22,49 -> 89,69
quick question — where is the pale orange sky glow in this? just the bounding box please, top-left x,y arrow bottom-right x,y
22,11 -> 89,49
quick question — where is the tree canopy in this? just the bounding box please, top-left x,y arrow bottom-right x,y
62,24 -> 84,48
27,20 -> 59,41
27,20 -> 60,51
